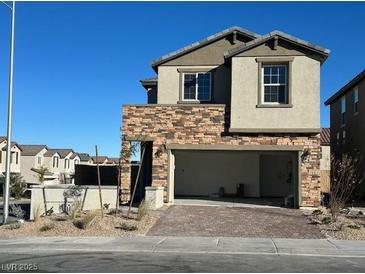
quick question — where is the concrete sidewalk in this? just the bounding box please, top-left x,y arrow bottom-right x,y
1,236 -> 365,258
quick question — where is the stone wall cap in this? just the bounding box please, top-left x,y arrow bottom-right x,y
30,185 -> 117,189
122,104 -> 226,108
145,186 -> 164,190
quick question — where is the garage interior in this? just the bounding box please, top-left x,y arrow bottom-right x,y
171,150 -> 299,208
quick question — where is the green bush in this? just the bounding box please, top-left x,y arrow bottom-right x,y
5,223 -> 21,230
117,222 -> 137,231
40,223 -> 55,232
0,173 -> 26,200
321,216 -> 332,224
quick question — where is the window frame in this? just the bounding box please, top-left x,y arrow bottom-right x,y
354,86 -> 359,115
53,156 -> 59,168
261,64 -> 288,105
341,96 -> 346,126
182,72 -> 212,102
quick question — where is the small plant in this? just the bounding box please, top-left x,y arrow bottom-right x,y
45,206 -> 54,216
32,203 -> 42,222
39,223 -> 55,232
137,200 -> 148,221
347,224 -> 361,230
117,222 -> 137,231
312,209 -> 323,216
321,216 -> 332,224
103,203 -> 110,211
73,211 -> 97,230
5,223 -> 21,230
10,204 -> 25,220
69,200 -> 82,220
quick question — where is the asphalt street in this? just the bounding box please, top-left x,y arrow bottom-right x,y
0,236 -> 365,272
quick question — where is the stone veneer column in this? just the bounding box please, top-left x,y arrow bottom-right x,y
120,139 -> 131,202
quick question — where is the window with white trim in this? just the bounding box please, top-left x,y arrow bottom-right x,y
341,96 -> 346,125
53,156 -> 59,168
183,72 -> 211,101
37,156 -> 42,165
262,64 -> 288,104
354,86 -> 359,114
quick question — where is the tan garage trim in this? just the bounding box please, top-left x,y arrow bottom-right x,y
166,144 -> 303,151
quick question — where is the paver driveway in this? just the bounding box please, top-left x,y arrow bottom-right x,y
147,205 -> 323,238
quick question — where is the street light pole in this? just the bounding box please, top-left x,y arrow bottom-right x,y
2,1 -> 16,225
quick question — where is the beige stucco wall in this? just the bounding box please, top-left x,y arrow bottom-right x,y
30,185 -> 117,219
230,55 -> 320,130
0,143 -> 21,173
157,65 -> 218,104
20,148 -> 47,183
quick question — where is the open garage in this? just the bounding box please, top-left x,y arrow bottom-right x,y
169,149 -> 299,207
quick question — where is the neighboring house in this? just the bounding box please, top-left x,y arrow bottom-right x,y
121,26 -> 330,208
44,148 -> 74,183
70,153 -> 81,169
320,128 -> 331,193
0,136 -> 22,174
324,69 -> 365,196
107,158 -> 120,165
19,144 -> 48,183
76,153 -> 93,165
91,156 -> 109,165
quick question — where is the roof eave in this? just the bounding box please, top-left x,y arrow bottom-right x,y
150,26 -> 261,70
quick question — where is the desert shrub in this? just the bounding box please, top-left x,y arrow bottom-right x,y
0,174 -> 27,200
117,222 -> 137,231
32,204 -> 42,222
40,223 -> 55,232
329,154 -> 364,222
36,166 -> 49,184
5,223 -> 21,230
10,204 -> 25,220
73,211 -> 97,230
321,216 -> 332,224
312,209 -> 323,216
137,200 -> 148,221
347,224 -> 361,230
68,200 -> 82,220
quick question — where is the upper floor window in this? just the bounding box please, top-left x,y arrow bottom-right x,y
262,65 -> 288,104
37,156 -> 42,165
10,152 -> 18,164
74,159 -> 79,165
341,96 -> 346,125
53,156 -> 59,168
354,86 -> 359,114
183,72 -> 211,101
64,159 -> 69,169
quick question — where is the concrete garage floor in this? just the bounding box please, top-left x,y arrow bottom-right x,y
148,205 -> 323,238
174,197 -> 285,208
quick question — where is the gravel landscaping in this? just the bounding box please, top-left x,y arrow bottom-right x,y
0,208 -> 164,238
306,207 -> 365,240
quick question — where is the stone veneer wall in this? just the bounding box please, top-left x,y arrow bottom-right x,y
121,104 -> 321,207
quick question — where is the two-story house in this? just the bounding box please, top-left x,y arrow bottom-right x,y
0,136 -> 22,174
19,144 -> 48,183
121,26 -> 330,208
324,69 -> 365,196
76,153 -> 93,165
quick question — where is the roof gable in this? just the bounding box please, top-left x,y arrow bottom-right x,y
325,69 -> 365,105
19,145 -> 47,156
225,31 -> 330,63
151,26 -> 260,70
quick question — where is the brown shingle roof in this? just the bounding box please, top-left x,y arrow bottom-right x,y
77,153 -> 91,161
321,128 -> 330,146
44,148 -> 73,158
19,145 -> 47,156
91,156 -> 108,164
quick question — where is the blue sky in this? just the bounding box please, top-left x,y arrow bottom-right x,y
0,1 -> 364,157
